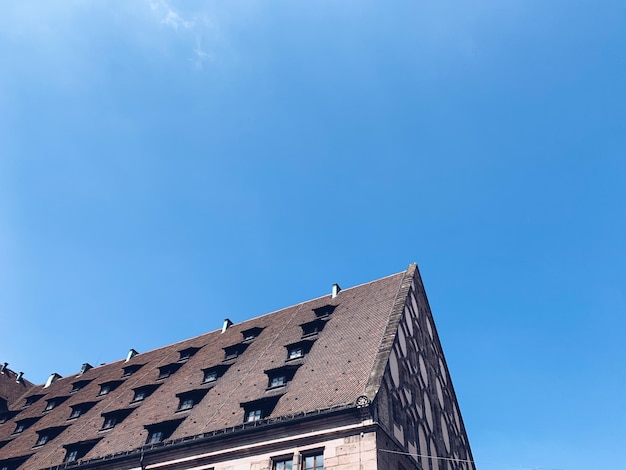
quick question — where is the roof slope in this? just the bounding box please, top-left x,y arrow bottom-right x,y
0,367 -> 34,409
0,267 -> 412,469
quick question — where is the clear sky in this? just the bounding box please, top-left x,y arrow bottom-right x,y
1,1 -> 624,469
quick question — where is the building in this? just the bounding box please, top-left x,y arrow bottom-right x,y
0,264 -> 475,470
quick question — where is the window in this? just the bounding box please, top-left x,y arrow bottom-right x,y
144,419 -> 183,445
223,343 -> 249,361
122,364 -> 143,377
71,379 -> 91,393
12,418 -> 39,434
285,340 -> 315,361
273,457 -> 293,470
313,305 -> 336,318
176,389 -> 209,412
98,381 -> 122,396
44,401 -> 55,411
247,409 -> 262,422
100,409 -> 133,430
44,396 -> 68,412
178,347 -> 200,362
270,375 -> 286,387
68,402 -> 96,420
24,394 -> 44,407
131,384 -> 160,403
34,426 -> 67,447
242,327 -> 264,341
241,396 -> 282,423
0,411 -> 18,424
288,347 -> 303,359
157,363 -> 182,380
66,450 -> 79,463
302,452 -> 324,470
147,430 -> 163,444
202,364 -> 230,384
179,398 -> 194,410
63,439 -> 101,463
102,416 -> 116,430
300,319 -> 327,337
265,365 -> 299,389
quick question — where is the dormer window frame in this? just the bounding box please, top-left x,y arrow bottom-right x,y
34,426 -> 68,447
265,365 -> 300,390
131,384 -> 161,403
223,343 -> 249,362
68,402 -> 96,420
175,389 -> 209,412
71,379 -> 92,393
201,364 -> 230,384
241,395 -> 283,424
144,419 -> 184,445
241,327 -> 264,342
313,304 -> 336,318
24,394 -> 45,407
285,340 -> 315,362
63,438 -> 101,463
157,363 -> 183,380
12,417 -> 39,435
300,318 -> 327,338
122,364 -> 144,378
100,409 -> 133,431
178,347 -> 200,362
44,396 -> 68,412
98,380 -> 122,396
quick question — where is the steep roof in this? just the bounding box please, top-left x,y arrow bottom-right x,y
0,266 -> 414,469
0,367 -> 34,410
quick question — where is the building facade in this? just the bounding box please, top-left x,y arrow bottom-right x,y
0,264 -> 475,470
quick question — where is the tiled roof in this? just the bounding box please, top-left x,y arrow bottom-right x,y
0,367 -> 34,409
0,267 -> 411,469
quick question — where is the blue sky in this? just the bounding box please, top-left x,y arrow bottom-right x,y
1,1 -> 624,469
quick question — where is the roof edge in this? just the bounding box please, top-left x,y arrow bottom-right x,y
361,263 -> 417,401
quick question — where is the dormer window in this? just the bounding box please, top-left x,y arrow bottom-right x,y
241,327 -> 264,342
178,347 -> 200,362
176,389 -> 209,412
285,340 -> 315,361
71,379 -> 92,393
144,419 -> 183,445
147,430 -> 163,444
288,347 -> 303,359
202,364 -> 230,384
34,426 -> 67,447
122,364 -> 143,377
98,381 -> 122,396
0,411 -> 19,424
100,409 -> 133,431
0,455 -> 30,470
24,394 -> 44,407
157,363 -> 183,380
241,395 -> 282,423
68,402 -> 96,420
12,417 -> 39,434
300,319 -> 327,337
223,343 -> 249,361
265,365 -> 300,389
44,396 -> 68,412
131,384 -> 160,403
313,304 -> 336,318
63,438 -> 101,463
